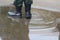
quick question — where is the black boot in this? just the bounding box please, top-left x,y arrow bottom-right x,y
25,4 -> 32,19
15,6 -> 22,18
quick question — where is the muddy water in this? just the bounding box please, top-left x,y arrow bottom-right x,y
0,6 -> 60,40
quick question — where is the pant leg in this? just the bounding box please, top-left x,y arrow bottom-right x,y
24,0 -> 33,4
13,0 -> 23,7
24,0 -> 33,12
13,0 -> 23,13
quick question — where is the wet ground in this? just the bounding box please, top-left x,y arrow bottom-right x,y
0,9 -> 31,40
0,6 -> 60,40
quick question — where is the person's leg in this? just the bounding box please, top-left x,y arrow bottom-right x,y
24,0 -> 33,19
25,4 -> 31,19
8,0 -> 23,17
14,0 -> 23,17
15,5 -> 22,17
13,0 -> 23,7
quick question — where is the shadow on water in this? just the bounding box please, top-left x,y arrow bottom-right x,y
0,6 -> 31,40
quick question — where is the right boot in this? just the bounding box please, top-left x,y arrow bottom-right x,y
25,4 -> 32,19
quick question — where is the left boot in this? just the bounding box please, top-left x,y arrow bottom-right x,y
25,4 -> 32,19
15,5 -> 22,18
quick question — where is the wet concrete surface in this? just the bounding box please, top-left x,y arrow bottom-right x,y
0,6 -> 60,40
0,12 -> 31,40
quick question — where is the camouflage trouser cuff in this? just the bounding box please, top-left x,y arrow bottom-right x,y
24,1 -> 33,5
13,0 -> 33,7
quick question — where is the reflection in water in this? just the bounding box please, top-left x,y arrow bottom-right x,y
0,37 -> 2,40
7,16 -> 21,23
0,13 -> 31,40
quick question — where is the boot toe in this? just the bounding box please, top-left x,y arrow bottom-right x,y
8,11 -> 16,16
16,13 -> 22,18
25,14 -> 32,19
